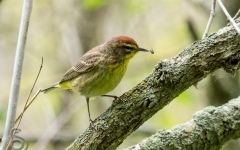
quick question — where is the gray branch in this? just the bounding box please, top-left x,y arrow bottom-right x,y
0,0 -> 33,149
66,19 -> 240,150
217,0 -> 240,34
125,97 -> 240,150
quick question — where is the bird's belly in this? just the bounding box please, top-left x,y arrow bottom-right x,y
71,65 -> 127,97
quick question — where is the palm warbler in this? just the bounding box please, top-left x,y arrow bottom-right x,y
42,36 -> 153,125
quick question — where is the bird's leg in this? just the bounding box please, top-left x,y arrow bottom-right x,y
86,97 -> 94,127
101,94 -> 125,104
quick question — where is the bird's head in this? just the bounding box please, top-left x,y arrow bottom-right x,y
106,36 -> 153,60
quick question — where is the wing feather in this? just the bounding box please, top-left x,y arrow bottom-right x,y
59,52 -> 102,83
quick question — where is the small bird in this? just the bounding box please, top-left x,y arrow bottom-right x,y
42,36 -> 153,126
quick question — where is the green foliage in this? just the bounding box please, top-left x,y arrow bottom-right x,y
81,0 -> 107,10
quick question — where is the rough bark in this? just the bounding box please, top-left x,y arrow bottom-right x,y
66,20 -> 240,150
124,97 -> 240,150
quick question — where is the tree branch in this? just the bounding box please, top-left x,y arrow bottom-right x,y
66,19 -> 240,150
0,0 -> 33,149
124,96 -> 240,150
202,0 -> 216,39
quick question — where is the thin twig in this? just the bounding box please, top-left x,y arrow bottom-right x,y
6,58 -> 43,149
0,0 -> 33,149
217,0 -> 240,35
14,57 -> 43,125
233,9 -> 240,20
14,89 -> 42,125
202,0 -> 216,39
8,89 -> 42,149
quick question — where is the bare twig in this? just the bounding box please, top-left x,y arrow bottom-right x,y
14,89 -> 42,125
14,57 -> 43,126
233,9 -> 240,19
6,58 -> 43,150
0,0 -> 33,149
202,0 -> 216,39
6,90 -> 42,149
217,0 -> 240,35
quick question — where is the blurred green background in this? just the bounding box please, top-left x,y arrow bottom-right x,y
1,0 -> 240,149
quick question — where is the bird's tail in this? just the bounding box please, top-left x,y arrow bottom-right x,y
41,83 -> 59,93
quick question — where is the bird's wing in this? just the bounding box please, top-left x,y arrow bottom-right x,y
59,52 -> 102,83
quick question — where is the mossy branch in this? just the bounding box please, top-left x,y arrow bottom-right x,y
124,97 -> 240,150
66,19 -> 240,150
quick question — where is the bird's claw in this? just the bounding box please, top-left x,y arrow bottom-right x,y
89,119 -> 95,129
114,96 -> 126,104
101,95 -> 126,104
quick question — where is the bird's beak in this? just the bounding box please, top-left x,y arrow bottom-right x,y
138,46 -> 154,54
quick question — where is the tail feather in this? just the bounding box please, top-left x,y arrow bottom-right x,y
42,83 -> 58,93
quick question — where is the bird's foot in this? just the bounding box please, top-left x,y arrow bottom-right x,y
89,118 -> 95,129
101,94 -> 126,104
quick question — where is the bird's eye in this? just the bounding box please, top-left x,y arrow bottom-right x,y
122,45 -> 133,50
122,45 -> 134,53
